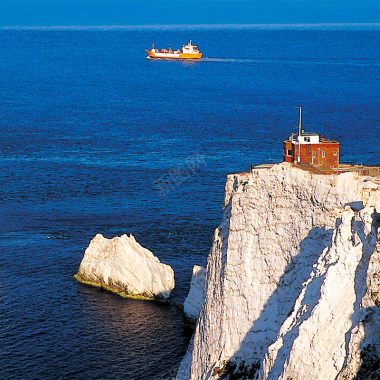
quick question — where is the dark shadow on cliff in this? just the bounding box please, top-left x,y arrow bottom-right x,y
354,307 -> 380,380
216,210 -> 380,380
214,224 -> 336,379
346,211 -> 380,380
337,213 -> 380,379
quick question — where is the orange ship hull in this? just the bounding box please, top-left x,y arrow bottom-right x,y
145,49 -> 202,60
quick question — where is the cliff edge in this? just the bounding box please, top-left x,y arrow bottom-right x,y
177,162 -> 380,380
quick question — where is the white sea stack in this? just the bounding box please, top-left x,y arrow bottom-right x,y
183,265 -> 206,325
75,234 -> 175,301
177,162 -> 380,380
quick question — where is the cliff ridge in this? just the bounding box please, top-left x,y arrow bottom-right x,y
177,162 -> 380,380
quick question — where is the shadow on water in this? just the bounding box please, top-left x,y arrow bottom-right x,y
71,283 -> 194,380
214,211 -> 380,379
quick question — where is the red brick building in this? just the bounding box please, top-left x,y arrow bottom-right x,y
283,107 -> 340,168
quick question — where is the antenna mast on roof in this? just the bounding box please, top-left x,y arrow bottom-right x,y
295,106 -> 302,163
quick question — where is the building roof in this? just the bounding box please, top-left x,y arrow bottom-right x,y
301,132 -> 319,136
289,132 -> 319,137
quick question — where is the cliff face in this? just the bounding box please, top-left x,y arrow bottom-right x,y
75,234 -> 174,300
183,265 -> 206,325
177,162 -> 380,380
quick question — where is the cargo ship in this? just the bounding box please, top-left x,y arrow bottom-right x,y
145,40 -> 202,60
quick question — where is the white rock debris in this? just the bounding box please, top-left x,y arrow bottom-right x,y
177,162 -> 380,380
183,265 -> 206,324
75,234 -> 175,301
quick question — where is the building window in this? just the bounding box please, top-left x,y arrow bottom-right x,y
287,149 -> 292,156
334,151 -> 337,156
304,136 -> 310,143
322,150 -> 325,157
312,151 -> 316,158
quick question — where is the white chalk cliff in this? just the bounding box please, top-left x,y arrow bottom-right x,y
75,234 -> 175,301
183,265 -> 206,324
177,162 -> 380,380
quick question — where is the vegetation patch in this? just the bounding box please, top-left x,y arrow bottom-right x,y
355,344 -> 380,380
212,360 -> 260,379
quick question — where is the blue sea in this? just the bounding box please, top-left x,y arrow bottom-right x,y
0,26 -> 379,379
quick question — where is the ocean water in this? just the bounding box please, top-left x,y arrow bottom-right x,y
0,26 -> 379,379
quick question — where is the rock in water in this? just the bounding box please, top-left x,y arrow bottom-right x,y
183,265 -> 206,325
75,234 -> 175,301
177,162 -> 380,380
